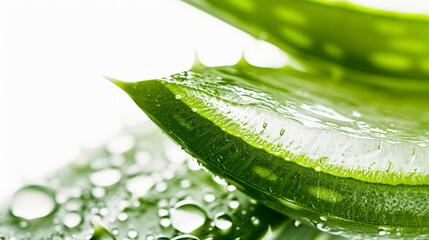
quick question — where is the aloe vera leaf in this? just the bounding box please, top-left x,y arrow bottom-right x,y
183,0 -> 429,80
113,62 -> 429,238
0,123 -> 341,240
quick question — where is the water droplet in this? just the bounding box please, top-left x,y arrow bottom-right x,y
294,220 -> 301,227
117,212 -> 128,221
19,221 -> 28,228
106,135 -> 135,154
351,110 -> 362,118
163,169 -> 175,180
11,185 -> 56,220
128,230 -> 138,239
320,216 -> 328,221
171,235 -> 200,240
251,216 -> 260,225
63,212 -> 82,228
156,236 -> 170,240
170,200 -> 207,233
90,207 -> 99,215
180,179 -> 192,188
203,194 -> 215,203
226,185 -> 236,192
155,182 -> 168,192
228,200 -> 239,209
126,175 -> 154,197
92,187 -> 106,198
55,193 -> 69,205
316,223 -> 330,232
100,207 -> 109,216
158,208 -> 169,217
187,159 -> 202,171
192,108 -> 198,112
214,212 -> 232,230
176,94 -> 182,100
315,166 -> 321,172
89,169 -> 121,187
146,234 -> 155,240
53,217 -> 61,224
54,225 -> 62,232
158,199 -> 169,208
212,176 -> 227,186
160,217 -> 171,227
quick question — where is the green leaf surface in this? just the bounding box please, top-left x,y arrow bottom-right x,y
113,62 -> 429,238
183,0 -> 429,81
0,122 -> 345,240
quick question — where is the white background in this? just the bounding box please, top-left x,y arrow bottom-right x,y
0,0 -> 266,199
1,0 -> 428,200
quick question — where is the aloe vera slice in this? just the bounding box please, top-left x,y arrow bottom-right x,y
183,0 -> 429,80
113,63 -> 429,238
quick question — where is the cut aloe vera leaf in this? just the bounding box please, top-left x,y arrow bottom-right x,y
113,63 -> 429,238
183,0 -> 429,80
1,122 -> 340,240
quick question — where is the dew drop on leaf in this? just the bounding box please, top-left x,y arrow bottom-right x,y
146,234 -> 155,240
156,236 -> 170,240
180,179 -> 192,188
11,185 -> 56,220
159,217 -> 171,228
228,200 -> 240,209
117,212 -> 128,222
63,212 -> 82,228
212,176 -> 227,186
126,175 -> 154,197
226,185 -> 236,192
91,187 -> 106,198
251,216 -> 260,225
127,229 -> 138,239
111,228 -> 119,236
203,194 -> 215,203
171,234 -> 200,240
18,221 -> 28,229
170,200 -> 207,233
89,169 -> 121,187
157,208 -> 169,217
214,212 -> 232,230
155,182 -> 168,193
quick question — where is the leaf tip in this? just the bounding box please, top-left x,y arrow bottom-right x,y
105,76 -> 134,94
